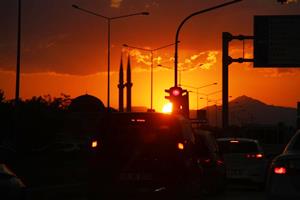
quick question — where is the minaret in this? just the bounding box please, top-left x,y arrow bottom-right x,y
126,56 -> 132,112
118,57 -> 124,112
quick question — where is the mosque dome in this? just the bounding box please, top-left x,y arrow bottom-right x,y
69,94 -> 105,112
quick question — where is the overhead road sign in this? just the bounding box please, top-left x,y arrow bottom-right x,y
254,15 -> 300,67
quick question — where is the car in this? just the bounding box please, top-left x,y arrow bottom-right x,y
216,137 -> 268,186
87,112 -> 204,199
0,163 -> 26,200
266,129 -> 300,200
0,145 -> 26,200
193,129 -> 226,195
32,141 -> 81,154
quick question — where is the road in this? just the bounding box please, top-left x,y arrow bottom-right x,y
206,185 -> 265,200
26,183 -> 266,200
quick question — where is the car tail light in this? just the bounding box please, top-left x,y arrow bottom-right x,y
177,142 -> 184,150
246,153 -> 264,159
256,153 -> 263,158
274,167 -> 287,174
91,140 -> 98,148
217,160 -> 224,165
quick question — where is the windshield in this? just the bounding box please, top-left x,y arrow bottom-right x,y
218,140 -> 259,154
102,115 -> 183,159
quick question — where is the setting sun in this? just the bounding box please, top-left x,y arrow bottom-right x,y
162,102 -> 173,114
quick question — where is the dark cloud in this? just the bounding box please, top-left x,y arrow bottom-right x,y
1,0 -> 300,75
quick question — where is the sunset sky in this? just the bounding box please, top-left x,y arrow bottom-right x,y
0,0 -> 300,111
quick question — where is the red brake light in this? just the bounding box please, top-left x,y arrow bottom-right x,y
217,160 -> 224,165
274,167 -> 287,174
246,153 -> 264,159
256,153 -> 263,158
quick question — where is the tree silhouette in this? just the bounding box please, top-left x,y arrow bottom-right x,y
0,89 -> 5,103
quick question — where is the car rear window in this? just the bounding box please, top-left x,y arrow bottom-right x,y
218,140 -> 259,154
102,115 -> 183,158
292,134 -> 300,151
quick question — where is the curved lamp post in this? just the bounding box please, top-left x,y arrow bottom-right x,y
173,0 -> 242,87
72,4 -> 149,110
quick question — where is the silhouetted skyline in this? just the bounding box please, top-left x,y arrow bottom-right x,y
0,0 -> 300,111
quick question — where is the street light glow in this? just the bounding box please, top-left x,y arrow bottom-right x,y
162,103 -> 173,114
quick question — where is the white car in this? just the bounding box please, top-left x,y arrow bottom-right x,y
266,130 -> 300,200
217,138 -> 268,185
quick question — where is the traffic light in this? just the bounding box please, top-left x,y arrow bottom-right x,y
165,86 -> 189,117
165,86 -> 183,100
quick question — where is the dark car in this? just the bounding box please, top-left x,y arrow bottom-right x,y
266,129 -> 300,200
88,112 -> 203,199
0,145 -> 26,200
0,163 -> 26,200
193,129 -> 226,195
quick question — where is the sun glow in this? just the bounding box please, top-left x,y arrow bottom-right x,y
162,103 -> 172,114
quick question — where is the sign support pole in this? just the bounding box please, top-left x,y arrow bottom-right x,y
222,32 -> 254,129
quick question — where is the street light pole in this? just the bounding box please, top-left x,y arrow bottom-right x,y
15,0 -> 21,104
180,82 -> 217,110
123,42 -> 178,111
174,0 -> 242,87
150,52 -> 153,111
107,19 -> 111,110
72,5 -> 149,110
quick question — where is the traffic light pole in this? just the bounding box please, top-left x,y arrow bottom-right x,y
222,32 -> 254,129
222,33 -> 230,129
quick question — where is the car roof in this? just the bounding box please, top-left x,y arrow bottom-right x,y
284,129 -> 300,153
105,112 -> 188,125
217,137 -> 259,143
107,112 -> 180,118
103,112 -> 195,143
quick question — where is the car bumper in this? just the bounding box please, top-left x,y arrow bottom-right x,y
267,175 -> 300,200
226,167 -> 266,183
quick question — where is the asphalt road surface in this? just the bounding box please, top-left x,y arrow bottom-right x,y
26,183 -> 266,200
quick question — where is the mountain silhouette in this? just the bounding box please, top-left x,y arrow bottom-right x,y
194,95 -> 297,127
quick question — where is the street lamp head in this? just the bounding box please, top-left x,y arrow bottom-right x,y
141,12 -> 150,15
72,4 -> 79,9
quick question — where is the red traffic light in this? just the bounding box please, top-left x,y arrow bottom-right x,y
169,86 -> 182,96
165,86 -> 183,100
172,88 -> 181,96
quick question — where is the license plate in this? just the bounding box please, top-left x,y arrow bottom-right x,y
119,173 -> 152,181
227,169 -> 243,177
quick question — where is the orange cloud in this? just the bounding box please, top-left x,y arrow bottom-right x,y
287,0 -> 298,3
259,68 -> 300,77
111,0 -> 123,8
128,49 -> 219,72
179,51 -> 219,71
128,49 -> 151,66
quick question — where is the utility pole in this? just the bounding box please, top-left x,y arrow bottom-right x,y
222,32 -> 254,129
15,0 -> 21,104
